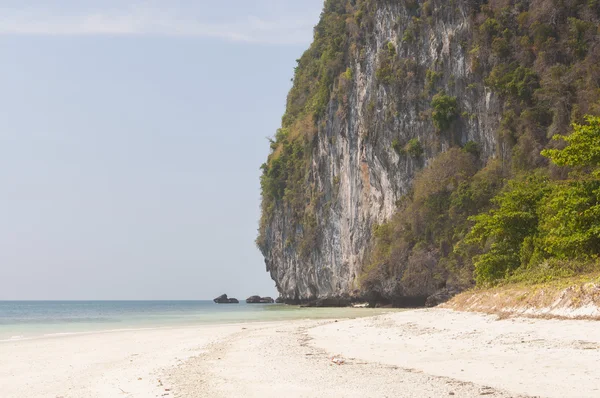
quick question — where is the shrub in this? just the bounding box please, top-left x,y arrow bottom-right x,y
542,116 -> 600,171
479,18 -> 501,41
463,141 -> 481,157
491,37 -> 510,58
425,69 -> 442,92
387,41 -> 396,56
466,174 -> 552,285
405,138 -> 424,158
537,117 -> 600,259
422,1 -> 432,17
567,18 -> 596,58
431,92 -> 458,131
537,180 -> 600,260
391,139 -> 403,154
342,67 -> 353,80
485,63 -> 539,101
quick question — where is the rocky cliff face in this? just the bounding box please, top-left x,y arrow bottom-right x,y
260,0 -> 503,303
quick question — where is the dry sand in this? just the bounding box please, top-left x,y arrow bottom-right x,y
1,309 -> 600,398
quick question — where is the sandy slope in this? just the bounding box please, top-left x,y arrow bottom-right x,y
2,310 -> 600,398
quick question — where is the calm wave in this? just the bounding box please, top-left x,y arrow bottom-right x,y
0,301 -> 392,341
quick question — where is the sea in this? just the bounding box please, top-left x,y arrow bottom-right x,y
0,301 -> 391,342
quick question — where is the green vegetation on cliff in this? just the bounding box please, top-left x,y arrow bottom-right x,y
361,0 -> 600,294
259,0 -> 600,300
258,0 -> 360,252
468,117 -> 600,285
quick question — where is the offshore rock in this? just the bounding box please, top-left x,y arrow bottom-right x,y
246,296 -> 275,304
214,294 -> 239,304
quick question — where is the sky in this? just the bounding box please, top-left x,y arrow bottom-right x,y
0,0 -> 324,300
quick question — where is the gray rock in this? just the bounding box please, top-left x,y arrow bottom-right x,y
246,296 -> 275,304
425,288 -> 460,308
214,294 -> 239,304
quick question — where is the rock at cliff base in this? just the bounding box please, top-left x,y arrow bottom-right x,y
425,288 -> 460,308
246,296 -> 275,304
302,297 -> 351,308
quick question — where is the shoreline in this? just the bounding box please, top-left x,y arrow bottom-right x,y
0,304 -> 396,343
2,309 -> 600,397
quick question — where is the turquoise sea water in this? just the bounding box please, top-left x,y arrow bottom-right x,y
0,301 -> 392,342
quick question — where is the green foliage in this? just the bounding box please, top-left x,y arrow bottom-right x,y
405,138 -> 424,158
567,17 -> 596,58
375,42 -> 417,87
343,67 -> 353,81
506,258 -> 600,285
485,63 -> 539,101
531,21 -> 555,48
387,41 -> 396,56
431,92 -> 458,131
542,116 -> 600,171
469,117 -> 600,285
402,17 -> 421,43
376,64 -> 395,85
491,37 -> 510,58
537,180 -> 600,259
361,149 -> 499,294
422,1 -> 432,17
479,18 -> 501,40
536,117 -> 600,259
463,141 -> 480,157
259,0 -> 357,250
260,0 -> 600,297
425,69 -> 442,92
391,138 -> 403,154
466,175 -> 552,284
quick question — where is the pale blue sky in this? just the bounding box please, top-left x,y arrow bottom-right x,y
0,0 -> 324,300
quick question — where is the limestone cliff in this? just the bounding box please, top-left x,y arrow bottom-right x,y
257,0 -> 600,304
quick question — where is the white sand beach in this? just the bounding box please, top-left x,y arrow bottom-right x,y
2,309 -> 600,398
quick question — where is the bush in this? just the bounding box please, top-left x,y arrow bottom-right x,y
537,117 -> 600,259
537,180 -> 600,260
391,139 -> 403,154
387,41 -> 396,56
567,18 -> 596,58
485,63 -> 539,101
466,174 -> 552,285
468,116 -> 600,285
463,141 -> 481,157
431,92 -> 458,131
542,116 -> 600,171
425,69 -> 442,92
479,18 -> 501,40
405,138 -> 424,158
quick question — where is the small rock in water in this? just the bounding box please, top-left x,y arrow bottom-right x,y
213,294 -> 239,304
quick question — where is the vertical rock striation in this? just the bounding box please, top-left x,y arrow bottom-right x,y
259,0 -> 503,304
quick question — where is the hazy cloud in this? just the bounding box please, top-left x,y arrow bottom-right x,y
0,6 -> 317,44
